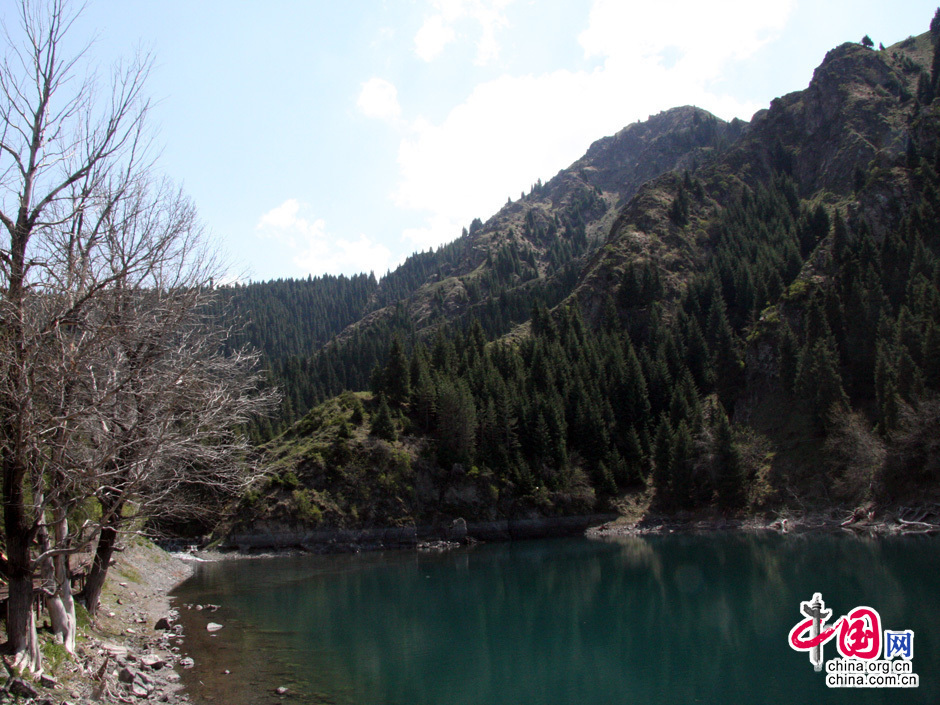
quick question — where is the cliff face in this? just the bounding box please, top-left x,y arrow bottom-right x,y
336,106 -> 738,342
569,34 -> 934,327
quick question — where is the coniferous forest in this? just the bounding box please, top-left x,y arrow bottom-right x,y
233,24 -> 940,529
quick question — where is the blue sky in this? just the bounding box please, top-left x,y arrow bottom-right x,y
5,1 -> 937,282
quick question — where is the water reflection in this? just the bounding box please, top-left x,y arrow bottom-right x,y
174,533 -> 939,705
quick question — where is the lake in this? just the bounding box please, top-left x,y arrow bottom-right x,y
172,532 -> 938,704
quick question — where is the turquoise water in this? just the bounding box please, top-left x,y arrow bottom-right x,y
173,533 -> 939,704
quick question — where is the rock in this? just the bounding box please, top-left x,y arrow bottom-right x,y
130,681 -> 151,698
206,622 -> 223,632
140,654 -> 166,670
155,616 -> 173,630
9,678 -> 39,698
446,517 -> 468,542
102,642 -> 130,657
275,686 -> 289,695
39,673 -> 59,688
194,604 -> 203,611
119,666 -> 139,684
179,656 -> 195,669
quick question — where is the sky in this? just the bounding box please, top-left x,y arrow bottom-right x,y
2,0 -> 938,282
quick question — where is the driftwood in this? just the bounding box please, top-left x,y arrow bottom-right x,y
896,505 -> 940,532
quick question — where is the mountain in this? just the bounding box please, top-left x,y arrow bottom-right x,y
346,105 -> 742,339
235,22 -> 940,532
572,33 -> 934,326
229,105 -> 743,434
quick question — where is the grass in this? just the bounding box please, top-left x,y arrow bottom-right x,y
114,564 -> 142,584
39,637 -> 70,672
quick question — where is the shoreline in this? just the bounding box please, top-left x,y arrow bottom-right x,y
587,504 -> 940,538
178,504 -> 940,568
213,503 -> 940,559
16,539 -> 198,704
87,540 -> 196,704
36,504 -> 933,704
169,505 -> 940,705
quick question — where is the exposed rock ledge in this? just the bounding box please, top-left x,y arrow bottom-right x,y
224,514 -> 618,552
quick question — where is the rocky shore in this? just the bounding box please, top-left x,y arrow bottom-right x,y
12,502 -> 935,705
586,503 -> 940,538
3,539 -> 195,705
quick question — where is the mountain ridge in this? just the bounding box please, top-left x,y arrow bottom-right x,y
235,23 -> 940,533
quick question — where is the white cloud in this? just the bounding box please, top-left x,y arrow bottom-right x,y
414,15 -> 456,61
257,200 -> 392,276
579,0 -> 792,79
414,0 -> 513,65
401,212 -> 467,251
393,0 -> 795,252
357,77 -> 401,121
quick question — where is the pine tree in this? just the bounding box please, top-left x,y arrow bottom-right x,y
922,323 -> 940,390
435,379 -> 477,468
384,336 -> 411,408
707,299 -> 743,412
371,396 -> 397,441
652,415 -> 674,506
714,409 -> 745,510
778,321 -> 800,394
669,421 -> 695,509
795,339 -> 849,426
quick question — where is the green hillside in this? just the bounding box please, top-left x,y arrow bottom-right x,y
237,24 -> 940,531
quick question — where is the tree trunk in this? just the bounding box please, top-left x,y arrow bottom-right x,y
45,556 -> 76,653
4,534 -> 40,673
81,518 -> 119,618
41,511 -> 76,653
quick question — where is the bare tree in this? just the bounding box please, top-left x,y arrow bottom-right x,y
0,0 -> 274,670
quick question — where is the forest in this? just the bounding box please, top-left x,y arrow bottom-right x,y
238,24 -> 940,528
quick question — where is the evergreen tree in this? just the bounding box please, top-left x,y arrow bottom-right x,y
652,415 -> 674,506
435,379 -> 477,468
668,421 -> 695,509
384,336 -> 411,408
713,409 -> 745,510
778,321 -> 800,394
795,339 -> 849,426
371,396 -> 397,441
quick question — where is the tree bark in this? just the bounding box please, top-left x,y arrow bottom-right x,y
81,514 -> 120,619
41,510 -> 76,653
3,530 -> 40,672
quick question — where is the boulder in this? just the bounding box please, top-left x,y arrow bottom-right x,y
9,678 -> 39,698
140,653 -> 166,670
446,517 -> 467,542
